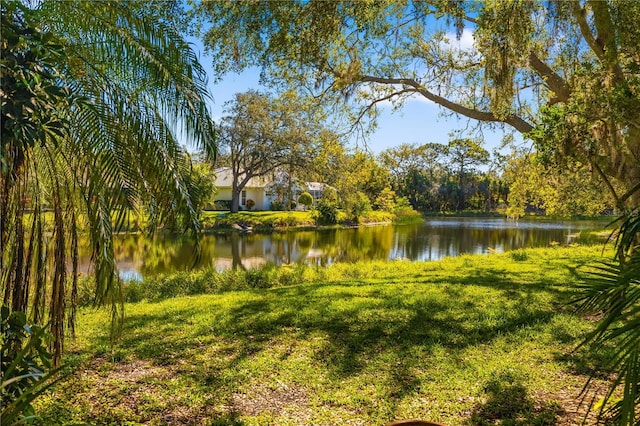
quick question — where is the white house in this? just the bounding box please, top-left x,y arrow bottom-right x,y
213,167 -> 331,210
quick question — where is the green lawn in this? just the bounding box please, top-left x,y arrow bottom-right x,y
202,210 -> 318,231
201,209 -> 400,232
36,246 -> 615,425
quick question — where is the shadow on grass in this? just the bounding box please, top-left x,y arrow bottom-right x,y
209,412 -> 245,426
66,262 -> 594,424
468,370 -> 563,425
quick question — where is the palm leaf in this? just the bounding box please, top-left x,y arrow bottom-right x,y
576,210 -> 640,425
2,0 -> 216,366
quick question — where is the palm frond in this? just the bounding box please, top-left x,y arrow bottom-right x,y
577,210 -> 640,425
2,0 -> 217,367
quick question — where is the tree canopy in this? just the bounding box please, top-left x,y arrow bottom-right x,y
199,0 -> 640,208
216,90 -> 328,212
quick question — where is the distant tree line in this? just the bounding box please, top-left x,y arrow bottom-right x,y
207,97 -> 615,218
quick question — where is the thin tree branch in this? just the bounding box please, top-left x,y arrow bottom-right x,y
591,159 -> 621,209
570,1 -> 605,60
347,88 -> 417,133
359,75 -> 534,133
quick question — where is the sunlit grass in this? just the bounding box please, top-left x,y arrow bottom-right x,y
202,210 -> 316,231
201,209 -> 403,231
37,245 -> 615,425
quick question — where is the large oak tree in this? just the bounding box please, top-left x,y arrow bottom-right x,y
216,90 -> 327,212
199,0 -> 639,209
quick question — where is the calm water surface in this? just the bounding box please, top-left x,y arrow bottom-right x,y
79,218 -> 607,280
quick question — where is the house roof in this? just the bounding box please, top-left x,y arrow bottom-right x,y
306,182 -> 327,191
214,168 -> 332,192
214,167 -> 270,188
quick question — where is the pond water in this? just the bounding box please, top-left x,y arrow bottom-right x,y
78,217 -> 608,281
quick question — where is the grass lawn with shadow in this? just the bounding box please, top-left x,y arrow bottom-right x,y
35,245 -> 615,425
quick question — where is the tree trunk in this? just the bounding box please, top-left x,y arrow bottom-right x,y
287,165 -> 293,211
231,180 -> 240,213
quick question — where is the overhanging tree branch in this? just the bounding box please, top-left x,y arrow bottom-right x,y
527,53 -> 571,104
359,75 -> 534,133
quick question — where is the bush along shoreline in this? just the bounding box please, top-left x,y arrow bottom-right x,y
200,205 -> 424,233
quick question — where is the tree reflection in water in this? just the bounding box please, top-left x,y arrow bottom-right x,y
76,218 -> 606,280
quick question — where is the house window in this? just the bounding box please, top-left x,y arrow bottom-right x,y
241,190 -> 247,206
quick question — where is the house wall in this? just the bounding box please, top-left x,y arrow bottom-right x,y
213,187 -> 270,210
245,188 -> 267,210
216,188 -> 233,202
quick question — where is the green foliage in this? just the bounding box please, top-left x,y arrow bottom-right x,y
378,140 -> 504,214
269,200 -> 283,211
189,162 -> 217,212
1,306 -> 62,424
213,200 -> 232,211
503,152 -> 614,218
0,1 -> 71,174
217,90 -> 329,213
575,210 -> 640,424
314,199 -> 339,225
342,191 -> 372,223
379,143 -> 447,192
1,0 -> 216,364
297,191 -> 313,209
373,187 -> 396,212
392,197 -> 423,224
334,152 -> 390,208
320,186 -> 338,203
446,139 -> 490,178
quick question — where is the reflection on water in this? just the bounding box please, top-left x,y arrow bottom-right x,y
76,218 -> 608,280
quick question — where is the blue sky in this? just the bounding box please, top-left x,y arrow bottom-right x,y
188,28 -> 523,156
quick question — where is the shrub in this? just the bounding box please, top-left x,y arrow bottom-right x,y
320,187 -> 338,203
344,191 -> 371,222
214,200 -> 232,211
270,200 -> 284,211
393,196 -> 423,224
315,199 -> 338,225
374,187 -> 396,212
245,199 -> 255,210
298,192 -> 313,210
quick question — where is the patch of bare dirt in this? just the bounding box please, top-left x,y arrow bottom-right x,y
107,359 -> 173,382
231,381 -> 310,417
533,380 -> 614,425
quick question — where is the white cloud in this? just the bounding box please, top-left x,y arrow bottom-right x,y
445,28 -> 475,51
